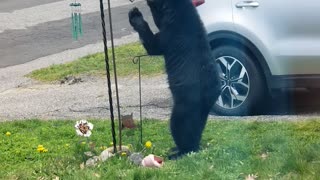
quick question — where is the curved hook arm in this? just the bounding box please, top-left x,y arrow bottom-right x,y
132,55 -> 149,64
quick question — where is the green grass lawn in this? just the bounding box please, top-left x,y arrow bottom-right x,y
1,119 -> 320,179
26,43 -> 165,82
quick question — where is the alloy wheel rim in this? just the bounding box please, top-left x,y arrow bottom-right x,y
215,56 -> 250,109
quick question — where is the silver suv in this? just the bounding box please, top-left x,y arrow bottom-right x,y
194,0 -> 320,116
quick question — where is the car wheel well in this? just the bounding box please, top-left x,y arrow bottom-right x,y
208,31 -> 271,91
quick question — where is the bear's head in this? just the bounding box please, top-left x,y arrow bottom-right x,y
146,0 -> 192,29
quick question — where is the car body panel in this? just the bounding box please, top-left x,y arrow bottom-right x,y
196,0 -> 320,115
197,0 -> 235,34
231,0 -> 320,75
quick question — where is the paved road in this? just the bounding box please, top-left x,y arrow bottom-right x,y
0,0 -> 62,12
0,0 -> 155,68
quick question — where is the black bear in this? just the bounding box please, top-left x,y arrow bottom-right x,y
129,0 -> 221,159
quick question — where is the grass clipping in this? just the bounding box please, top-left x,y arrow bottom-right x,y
27,42 -> 165,82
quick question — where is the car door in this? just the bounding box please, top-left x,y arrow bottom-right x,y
232,0 -> 320,75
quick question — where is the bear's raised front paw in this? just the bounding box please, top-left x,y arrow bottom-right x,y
128,7 -> 144,29
129,7 -> 142,18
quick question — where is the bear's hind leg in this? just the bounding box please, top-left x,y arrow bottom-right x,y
169,87 -> 203,159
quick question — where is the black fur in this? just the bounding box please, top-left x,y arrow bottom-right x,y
129,0 -> 221,159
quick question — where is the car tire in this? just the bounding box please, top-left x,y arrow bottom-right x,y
211,45 -> 266,116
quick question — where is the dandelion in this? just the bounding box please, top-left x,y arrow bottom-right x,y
127,144 -> 133,150
5,132 -> 11,136
37,145 -> 48,153
121,152 -> 127,156
37,147 -> 44,153
145,141 -> 152,149
100,146 -> 107,150
74,120 -> 93,137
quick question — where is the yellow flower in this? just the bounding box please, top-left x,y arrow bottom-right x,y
37,147 -> 45,153
121,152 -> 127,156
5,132 -> 11,136
145,141 -> 152,149
127,144 -> 133,150
100,146 -> 107,150
37,145 -> 48,153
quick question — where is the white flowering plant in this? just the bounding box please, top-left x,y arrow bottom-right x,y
75,120 -> 94,137
74,120 -> 97,163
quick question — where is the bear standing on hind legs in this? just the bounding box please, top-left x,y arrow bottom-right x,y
129,0 -> 221,159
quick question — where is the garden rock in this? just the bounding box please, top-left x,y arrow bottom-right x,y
129,152 -> 144,165
85,156 -> 99,167
106,145 -> 131,154
84,151 -> 94,157
99,150 -> 114,162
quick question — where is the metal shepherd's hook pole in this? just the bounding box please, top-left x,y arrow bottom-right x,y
98,0 -> 118,153
133,55 -> 149,144
106,0 -> 122,151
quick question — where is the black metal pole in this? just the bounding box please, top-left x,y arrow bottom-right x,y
133,55 -> 148,145
106,0 -> 122,150
139,57 -> 142,144
99,0 -> 117,153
